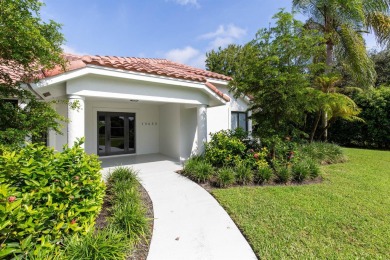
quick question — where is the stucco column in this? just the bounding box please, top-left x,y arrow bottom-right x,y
247,110 -> 253,137
67,95 -> 85,148
197,104 -> 207,155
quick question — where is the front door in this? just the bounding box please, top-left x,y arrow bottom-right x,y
98,112 -> 135,156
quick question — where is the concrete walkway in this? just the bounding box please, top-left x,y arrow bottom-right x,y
101,154 -> 257,260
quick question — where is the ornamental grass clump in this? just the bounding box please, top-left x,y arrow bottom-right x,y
291,160 -> 311,182
255,165 -> 274,184
216,167 -> 236,188
299,142 -> 346,164
234,161 -> 253,185
107,167 -> 149,242
274,165 -> 291,184
60,227 -> 131,260
183,157 -> 214,183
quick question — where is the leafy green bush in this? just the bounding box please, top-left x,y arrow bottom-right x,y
107,167 -> 149,242
234,161 -> 253,185
244,147 -> 269,170
60,227 -> 131,260
205,130 -> 246,167
274,165 -> 291,183
299,142 -> 346,164
329,87 -> 390,149
255,165 -> 274,184
291,160 -> 311,182
216,167 -> 236,188
0,140 -> 105,258
183,158 -> 214,183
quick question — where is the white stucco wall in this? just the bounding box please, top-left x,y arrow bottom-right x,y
207,105 -> 230,137
159,103 -> 180,159
66,75 -> 211,106
207,85 -> 251,137
48,101 -> 68,151
180,106 -> 197,161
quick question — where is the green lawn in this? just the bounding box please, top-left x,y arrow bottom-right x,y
212,148 -> 390,259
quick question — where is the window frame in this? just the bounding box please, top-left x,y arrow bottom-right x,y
231,111 -> 248,132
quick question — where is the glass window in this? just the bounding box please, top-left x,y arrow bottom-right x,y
231,112 -> 247,131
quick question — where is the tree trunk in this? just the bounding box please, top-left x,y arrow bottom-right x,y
310,111 -> 322,143
322,41 -> 334,142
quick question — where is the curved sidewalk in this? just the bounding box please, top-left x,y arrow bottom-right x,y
102,154 -> 257,260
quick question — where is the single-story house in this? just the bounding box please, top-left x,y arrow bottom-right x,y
11,54 -> 251,162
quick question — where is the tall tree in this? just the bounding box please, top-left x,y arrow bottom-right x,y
370,48 -> 390,87
207,11 -> 325,148
0,0 -> 66,147
293,0 -> 390,140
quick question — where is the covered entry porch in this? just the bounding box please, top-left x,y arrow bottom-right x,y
38,61 -> 228,161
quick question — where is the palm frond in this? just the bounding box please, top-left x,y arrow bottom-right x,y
336,25 -> 376,88
366,12 -> 390,46
323,92 -> 363,122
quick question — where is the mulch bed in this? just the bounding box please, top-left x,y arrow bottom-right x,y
95,183 -> 154,260
176,170 -> 324,190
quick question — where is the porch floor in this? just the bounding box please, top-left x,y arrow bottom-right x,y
101,154 -> 257,260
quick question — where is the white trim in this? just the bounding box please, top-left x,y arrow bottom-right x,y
32,66 -> 227,105
37,66 -> 202,89
207,78 -> 229,85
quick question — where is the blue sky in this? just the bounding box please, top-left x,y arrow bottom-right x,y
42,0 -> 378,68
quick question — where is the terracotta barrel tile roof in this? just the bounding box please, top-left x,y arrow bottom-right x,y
1,54 -> 231,102
58,54 -> 232,83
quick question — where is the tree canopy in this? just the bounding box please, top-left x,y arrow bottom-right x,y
206,10 -> 362,144
207,11 -> 326,141
0,0 -> 66,147
292,0 -> 390,88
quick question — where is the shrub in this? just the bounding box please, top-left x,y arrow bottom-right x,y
245,147 -> 269,170
329,87 -> 390,149
205,130 -> 246,167
299,142 -> 346,164
235,161 -> 253,185
216,167 -> 236,188
307,158 -> 320,178
291,160 -> 311,182
183,158 -> 214,183
255,165 -> 274,184
0,140 -> 105,258
107,167 -> 149,242
274,165 -> 291,183
60,227 -> 131,260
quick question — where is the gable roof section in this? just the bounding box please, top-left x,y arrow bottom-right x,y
1,54 -> 231,102
45,54 -> 231,102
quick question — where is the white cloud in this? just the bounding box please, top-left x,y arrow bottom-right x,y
200,24 -> 247,49
61,45 -> 87,55
169,0 -> 200,7
165,46 -> 200,64
162,24 -> 246,68
164,46 -> 205,68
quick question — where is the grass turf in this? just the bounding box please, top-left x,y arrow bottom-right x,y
212,148 -> 390,259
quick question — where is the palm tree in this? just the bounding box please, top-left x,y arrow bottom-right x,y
309,75 -> 362,142
293,0 -> 390,140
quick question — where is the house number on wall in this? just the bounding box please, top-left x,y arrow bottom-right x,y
141,122 -> 158,126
